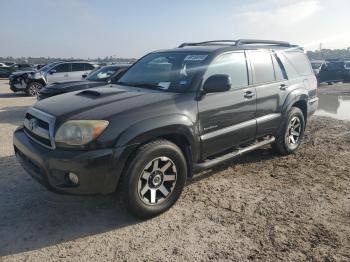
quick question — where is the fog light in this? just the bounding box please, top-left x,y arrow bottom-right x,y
68,172 -> 79,185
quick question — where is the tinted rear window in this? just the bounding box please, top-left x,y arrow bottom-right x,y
249,51 -> 275,84
328,62 -> 344,70
283,51 -> 313,76
72,63 -> 85,71
272,55 -> 287,81
84,63 -> 95,70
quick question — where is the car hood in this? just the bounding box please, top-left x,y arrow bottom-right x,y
40,80 -> 104,94
10,69 -> 37,76
34,85 -> 183,122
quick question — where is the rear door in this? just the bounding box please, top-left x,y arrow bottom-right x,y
198,51 -> 257,159
46,63 -> 71,83
71,63 -> 87,80
247,50 -> 289,137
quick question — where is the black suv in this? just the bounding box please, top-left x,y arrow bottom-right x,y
13,39 -> 318,218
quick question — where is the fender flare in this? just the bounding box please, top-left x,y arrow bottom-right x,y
115,114 -> 200,160
282,88 -> 309,117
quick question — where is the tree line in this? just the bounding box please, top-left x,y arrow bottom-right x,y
306,48 -> 350,60
2,48 -> 350,64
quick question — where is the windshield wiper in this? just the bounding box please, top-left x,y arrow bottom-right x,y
116,82 -> 166,90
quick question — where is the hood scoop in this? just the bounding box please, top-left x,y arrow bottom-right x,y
76,88 -> 128,98
77,90 -> 102,97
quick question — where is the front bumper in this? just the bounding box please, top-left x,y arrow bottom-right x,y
13,127 -> 127,195
9,77 -> 27,92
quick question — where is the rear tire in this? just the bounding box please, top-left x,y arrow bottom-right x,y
122,139 -> 187,219
26,81 -> 43,96
272,107 -> 305,155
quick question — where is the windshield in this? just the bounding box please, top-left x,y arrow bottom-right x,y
39,62 -> 59,73
86,66 -> 119,81
117,52 -> 210,92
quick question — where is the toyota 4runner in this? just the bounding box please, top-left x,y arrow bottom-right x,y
13,39 -> 318,218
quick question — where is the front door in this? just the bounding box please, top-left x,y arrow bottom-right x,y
198,51 -> 257,159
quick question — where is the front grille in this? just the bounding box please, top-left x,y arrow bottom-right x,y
23,108 -> 56,149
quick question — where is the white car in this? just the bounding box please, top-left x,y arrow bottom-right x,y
9,61 -> 97,96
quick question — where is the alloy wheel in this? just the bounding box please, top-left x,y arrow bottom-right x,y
138,156 -> 177,205
28,83 -> 41,96
286,116 -> 302,146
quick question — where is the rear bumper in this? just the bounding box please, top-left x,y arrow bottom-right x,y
13,127 -> 128,195
308,97 -> 319,117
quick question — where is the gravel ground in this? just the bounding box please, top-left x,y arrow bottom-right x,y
0,80 -> 349,261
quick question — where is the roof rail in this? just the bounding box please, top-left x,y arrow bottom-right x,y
178,40 -> 237,48
178,39 -> 295,48
235,39 -> 291,47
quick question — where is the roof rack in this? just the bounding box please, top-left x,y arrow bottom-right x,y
178,39 -> 294,48
178,40 -> 237,48
235,39 -> 291,47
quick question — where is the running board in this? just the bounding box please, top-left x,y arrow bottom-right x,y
193,136 -> 275,172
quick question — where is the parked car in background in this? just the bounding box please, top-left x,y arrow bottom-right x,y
0,63 -> 10,67
4,62 -> 16,67
310,60 -> 325,76
317,60 -> 346,84
12,64 -> 36,71
14,39 -> 318,218
0,66 -> 15,78
9,61 -> 97,96
344,61 -> 350,82
38,64 -> 130,100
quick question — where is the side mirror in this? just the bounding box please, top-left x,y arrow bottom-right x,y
82,73 -> 87,79
203,74 -> 231,93
49,69 -> 56,75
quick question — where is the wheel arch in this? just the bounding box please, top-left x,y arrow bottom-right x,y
291,100 -> 308,123
282,88 -> 309,123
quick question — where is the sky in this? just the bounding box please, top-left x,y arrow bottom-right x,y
0,0 -> 349,59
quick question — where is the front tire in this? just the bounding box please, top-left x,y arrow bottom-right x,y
272,107 -> 305,155
122,139 -> 187,219
26,81 -> 43,96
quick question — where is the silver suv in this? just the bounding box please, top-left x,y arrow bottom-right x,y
9,61 -> 97,96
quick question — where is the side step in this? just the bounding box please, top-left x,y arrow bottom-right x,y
193,136 -> 275,172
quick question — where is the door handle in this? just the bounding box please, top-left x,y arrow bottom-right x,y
280,84 -> 288,90
244,91 -> 255,98
64,74 -> 69,77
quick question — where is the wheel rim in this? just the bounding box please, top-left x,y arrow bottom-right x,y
29,83 -> 41,96
138,156 -> 177,206
286,116 -> 302,146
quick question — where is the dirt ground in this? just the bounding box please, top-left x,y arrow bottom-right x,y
0,80 -> 349,261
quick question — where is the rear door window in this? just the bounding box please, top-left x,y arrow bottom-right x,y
283,51 -> 313,76
272,55 -> 288,81
249,51 -> 275,84
203,52 -> 248,89
84,63 -> 95,70
72,63 -> 85,72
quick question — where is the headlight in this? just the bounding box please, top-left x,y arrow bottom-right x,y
28,72 -> 40,79
55,120 -> 109,146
